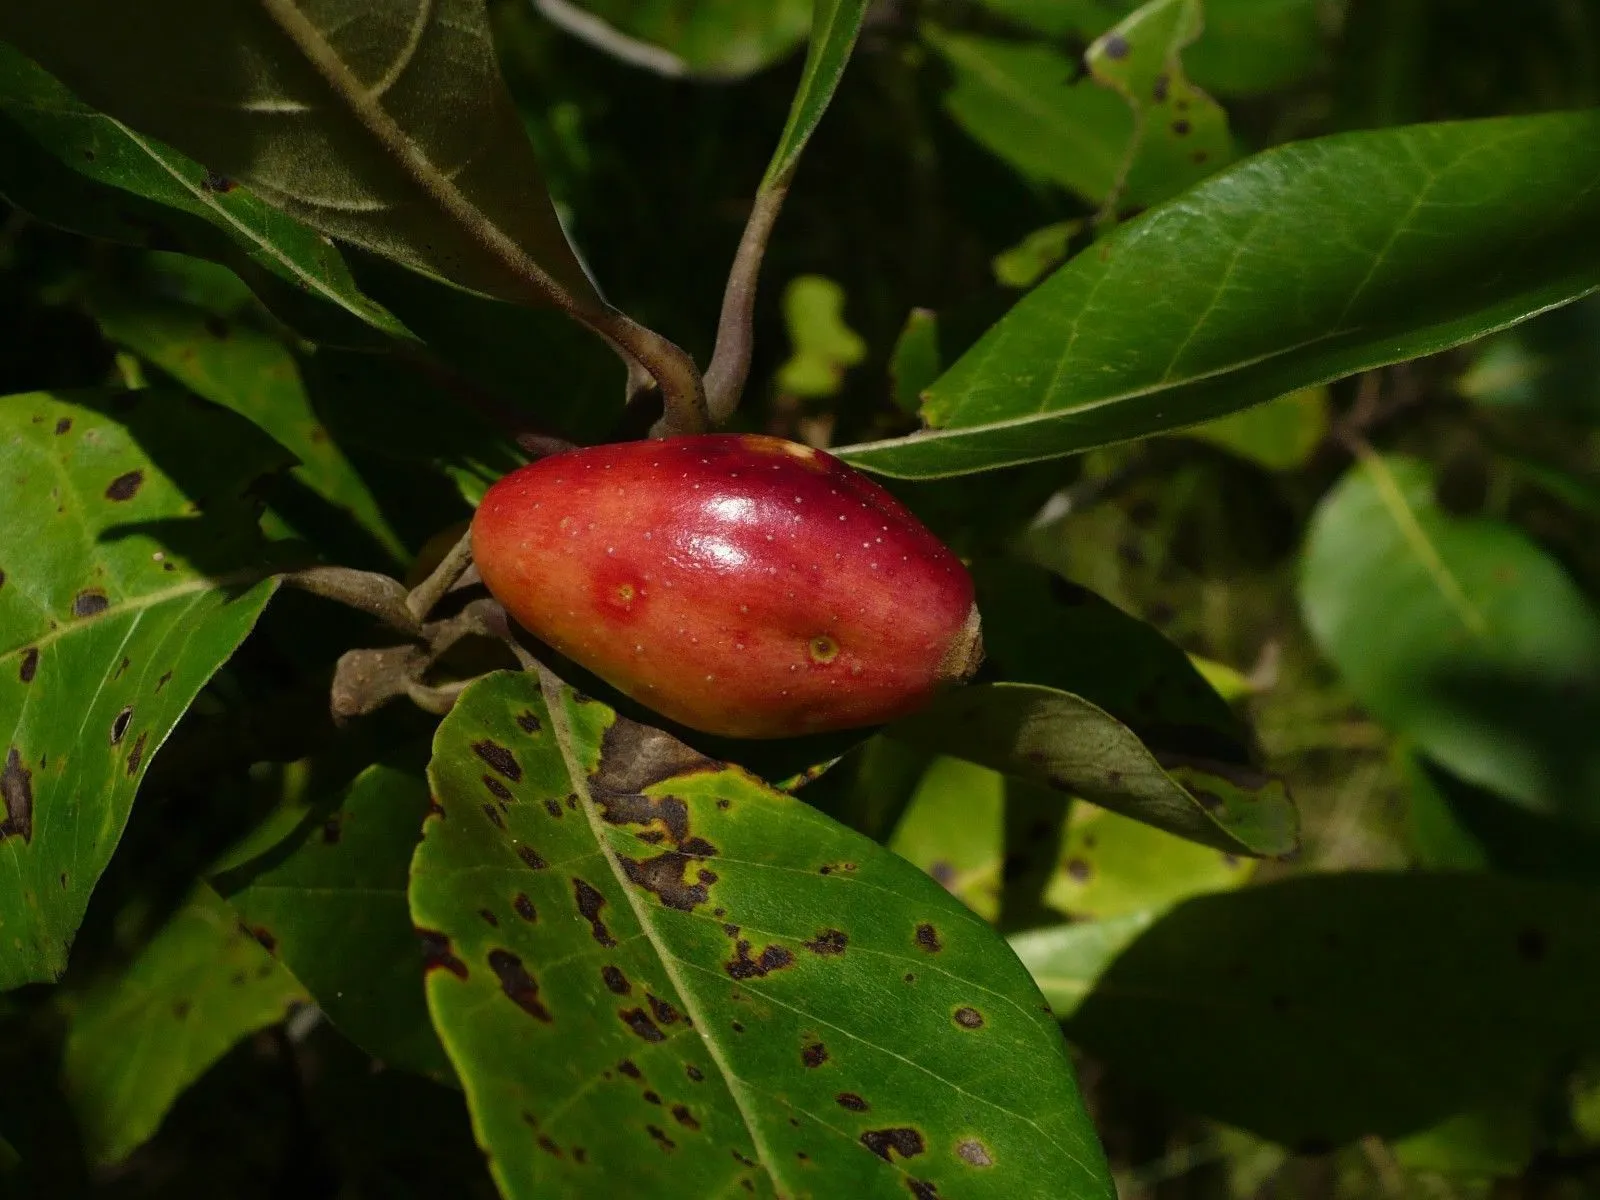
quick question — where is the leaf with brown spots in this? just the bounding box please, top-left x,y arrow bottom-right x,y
412,670 -> 1112,1199
0,389 -> 285,989
61,885 -> 307,1166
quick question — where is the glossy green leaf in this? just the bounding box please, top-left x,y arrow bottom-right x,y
763,0 -> 871,185
219,765 -> 452,1081
1044,873 -> 1600,1145
411,670 -> 1112,1199
61,885 -> 307,1165
1,0 -> 599,307
889,757 -> 1006,921
0,44 -> 408,345
540,0 -> 812,80
87,287 -> 409,568
1044,801 -> 1253,919
1084,0 -> 1232,209
1301,455 -> 1600,825
837,113 -> 1600,478
891,683 -> 1295,857
1177,385 -> 1328,469
776,275 -> 867,398
0,390 -> 285,989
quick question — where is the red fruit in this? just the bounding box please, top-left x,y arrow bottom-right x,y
471,434 -> 982,738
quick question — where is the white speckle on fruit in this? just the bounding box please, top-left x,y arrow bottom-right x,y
739,604 -> 749,614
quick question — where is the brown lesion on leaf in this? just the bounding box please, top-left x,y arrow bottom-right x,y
724,933 -> 795,980
482,774 -> 512,801
72,589 -> 109,618
601,965 -> 631,995
479,908 -> 499,927
536,1135 -> 563,1158
54,417 -> 71,435
645,993 -> 681,1027
593,718 -> 716,794
818,862 -> 858,876
619,1007 -> 666,1042
517,845 -> 548,870
619,852 -> 717,912
802,1041 -> 829,1068
487,948 -> 553,1021
671,1104 -> 700,1131
543,797 -> 564,819
125,731 -> 148,776
596,789 -> 691,844
482,803 -> 506,829
908,1179 -> 941,1199
956,1138 -> 994,1167
804,929 -> 848,956
646,1125 -> 676,1152
110,706 -> 133,745
512,892 -> 537,921
835,1092 -> 869,1111
19,648 -> 39,683
472,739 -> 522,782
952,1006 -> 985,1030
573,878 -> 617,946
515,709 -> 542,734
1,749 -> 35,843
914,923 -> 942,952
417,929 -> 468,978
104,470 -> 144,501
861,1127 -> 926,1162
642,1089 -> 662,1105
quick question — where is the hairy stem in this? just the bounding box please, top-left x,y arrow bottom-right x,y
702,182 -> 791,425
282,566 -> 420,634
407,529 -> 476,621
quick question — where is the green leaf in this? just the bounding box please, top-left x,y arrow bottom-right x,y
86,285 -> 409,568
1456,292 -> 1600,422
1177,385 -> 1329,470
1,0 -> 599,307
541,0 -> 813,80
889,308 -> 941,415
1300,455 -> 1600,826
1036,873 -> 1600,1145
219,765 -> 452,1081
923,29 -> 1132,205
61,885 -> 308,1166
411,670 -> 1112,1199
891,682 -> 1296,857
0,390 -> 285,989
836,112 -> 1600,478
993,222 -> 1082,290
888,757 -> 1006,921
776,275 -> 867,399
1044,801 -> 1253,920
763,0 -> 871,186
1084,0 -> 1232,210
971,0 -> 1126,38
1181,0 -> 1324,97
0,44 -> 407,345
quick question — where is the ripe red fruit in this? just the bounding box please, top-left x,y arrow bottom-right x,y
471,434 -> 982,738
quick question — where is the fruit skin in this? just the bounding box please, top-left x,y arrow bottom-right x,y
471,434 -> 982,738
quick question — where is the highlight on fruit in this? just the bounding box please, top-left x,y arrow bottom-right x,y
471,434 -> 983,738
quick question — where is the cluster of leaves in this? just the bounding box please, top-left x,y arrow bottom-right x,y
2,0 -> 1599,1197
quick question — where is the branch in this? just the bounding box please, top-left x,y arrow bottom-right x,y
701,182 -> 790,425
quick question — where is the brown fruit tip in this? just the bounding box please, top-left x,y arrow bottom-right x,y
938,601 -> 985,684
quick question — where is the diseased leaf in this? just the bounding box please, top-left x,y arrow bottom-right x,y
86,286 -> 409,568
1035,873 -> 1600,1146
1,0 -> 599,307
219,765 -> 452,1081
1301,455 -> 1600,826
0,390 -> 285,989
837,113 -> 1600,478
891,682 -> 1296,857
410,670 -> 1112,1199
61,885 -> 307,1166
0,44 -> 407,345
1084,0 -> 1232,210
